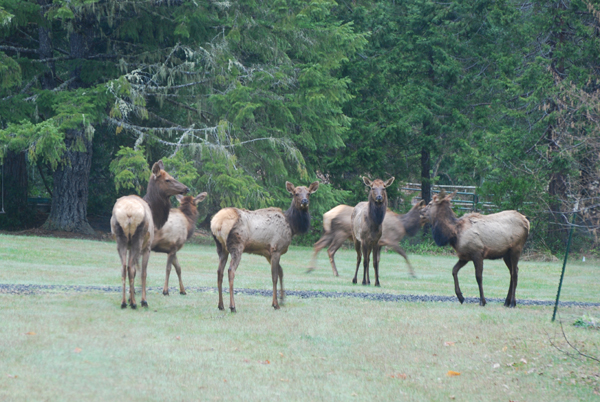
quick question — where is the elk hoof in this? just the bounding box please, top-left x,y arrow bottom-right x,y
334,272 -> 339,277
230,307 -> 237,313
218,305 -> 224,311
362,281 -> 368,286
352,278 -> 357,284
141,300 -> 148,308
130,303 -> 137,309
273,304 -> 280,310
479,299 -> 486,307
375,283 -> 381,287
457,294 -> 464,304
306,267 -> 315,274
163,291 -> 169,296
180,291 -> 186,295
121,302 -> 127,309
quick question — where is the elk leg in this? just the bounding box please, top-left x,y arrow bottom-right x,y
278,262 -> 285,302
117,243 -> 128,309
140,248 -> 150,308
271,253 -> 281,309
472,256 -> 486,306
126,243 -> 139,308
502,254 -> 513,307
172,255 -> 186,295
504,252 -> 520,308
163,252 -> 175,296
373,245 -> 381,287
362,244 -> 371,285
308,233 -> 331,273
227,248 -> 243,312
127,262 -> 137,309
387,242 -> 416,278
214,238 -> 228,311
328,233 -> 347,277
452,259 -> 468,304
352,240 -> 362,284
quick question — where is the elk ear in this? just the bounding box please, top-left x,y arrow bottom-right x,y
308,181 -> 319,194
151,161 -> 162,176
194,192 -> 207,205
418,199 -> 426,207
446,190 -> 458,201
432,194 -> 439,203
383,177 -> 395,188
175,194 -> 184,203
286,181 -> 296,195
362,176 -> 373,187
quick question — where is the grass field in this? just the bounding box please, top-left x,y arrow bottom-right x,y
1,233 -> 599,401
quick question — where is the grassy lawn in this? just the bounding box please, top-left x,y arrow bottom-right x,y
1,233 -> 599,401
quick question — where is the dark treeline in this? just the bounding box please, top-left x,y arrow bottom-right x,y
0,0 -> 599,253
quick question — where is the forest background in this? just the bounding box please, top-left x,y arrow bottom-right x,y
0,0 -> 599,255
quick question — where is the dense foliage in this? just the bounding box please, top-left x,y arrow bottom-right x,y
1,0 -> 599,252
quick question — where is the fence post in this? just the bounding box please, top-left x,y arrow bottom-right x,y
551,200 -> 579,322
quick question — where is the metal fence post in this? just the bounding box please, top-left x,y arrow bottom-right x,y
551,200 -> 579,322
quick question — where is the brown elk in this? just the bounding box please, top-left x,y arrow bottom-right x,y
110,161 -> 189,309
351,176 -> 395,286
152,192 -> 207,296
210,181 -> 319,311
309,200 -> 426,277
420,191 -> 530,307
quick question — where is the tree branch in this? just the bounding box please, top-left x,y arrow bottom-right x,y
0,45 -> 39,54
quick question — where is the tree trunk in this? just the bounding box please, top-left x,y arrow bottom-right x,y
0,151 -> 31,229
42,131 -> 95,234
41,16 -> 95,234
421,146 -> 431,205
38,2 -> 55,90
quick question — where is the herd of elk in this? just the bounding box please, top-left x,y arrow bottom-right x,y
210,181 -> 319,311
152,192 -> 207,296
110,160 -> 189,309
420,190 -> 530,307
111,162 -> 531,311
309,200 -> 425,278
351,177 -> 395,286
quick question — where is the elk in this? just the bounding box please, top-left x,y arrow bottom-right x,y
210,181 -> 319,312
152,192 -> 207,296
110,160 -> 189,309
351,176 -> 395,286
309,200 -> 425,277
420,191 -> 530,307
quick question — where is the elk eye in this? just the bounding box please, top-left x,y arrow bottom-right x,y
166,179 -> 171,183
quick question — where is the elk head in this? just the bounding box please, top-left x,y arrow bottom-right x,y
286,181 -> 319,211
363,176 -> 395,204
419,190 -> 457,224
150,160 -> 190,197
176,192 -> 208,207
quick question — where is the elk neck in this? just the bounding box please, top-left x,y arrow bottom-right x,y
179,202 -> 199,240
368,193 -> 387,227
285,201 -> 311,236
400,204 -> 423,237
143,177 -> 172,230
430,203 -> 459,247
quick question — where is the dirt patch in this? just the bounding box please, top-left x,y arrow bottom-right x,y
187,228 -> 215,245
0,227 -> 112,242
521,251 -> 560,262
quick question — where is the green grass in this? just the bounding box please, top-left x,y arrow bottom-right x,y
1,233 -> 599,401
